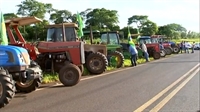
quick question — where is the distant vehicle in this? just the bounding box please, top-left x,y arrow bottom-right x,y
194,43 -> 200,50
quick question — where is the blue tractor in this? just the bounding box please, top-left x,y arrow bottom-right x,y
0,45 -> 42,108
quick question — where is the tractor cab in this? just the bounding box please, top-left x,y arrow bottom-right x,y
46,23 -> 78,42
138,36 -> 153,44
100,31 -> 120,45
100,31 -> 123,52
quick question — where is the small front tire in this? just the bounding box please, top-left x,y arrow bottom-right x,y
59,64 -> 81,86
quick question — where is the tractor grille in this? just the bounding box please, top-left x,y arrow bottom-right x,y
21,52 -> 30,65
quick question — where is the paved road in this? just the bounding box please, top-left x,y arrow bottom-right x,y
2,51 -> 200,112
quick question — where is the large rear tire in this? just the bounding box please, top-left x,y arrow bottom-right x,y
0,68 -> 15,108
108,51 -> 124,68
172,46 -> 180,54
86,52 -> 108,74
164,47 -> 173,55
15,62 -> 43,93
59,63 -> 81,86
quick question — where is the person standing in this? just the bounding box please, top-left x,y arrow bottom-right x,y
128,44 -> 138,67
191,42 -> 195,53
183,41 -> 186,53
141,41 -> 149,62
179,41 -> 183,53
185,41 -> 189,53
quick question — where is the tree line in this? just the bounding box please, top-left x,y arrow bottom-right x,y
4,0 -> 199,41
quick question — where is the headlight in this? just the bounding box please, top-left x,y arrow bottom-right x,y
18,54 -> 25,63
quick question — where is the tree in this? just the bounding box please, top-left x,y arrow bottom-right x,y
140,20 -> 158,36
167,23 -> 187,32
85,8 -> 119,31
3,13 -> 18,20
25,20 -> 49,41
120,26 -> 138,39
79,8 -> 92,21
110,25 -> 120,31
180,32 -> 187,39
50,9 -> 72,24
16,0 -> 53,19
158,23 -> 187,39
172,31 -> 180,39
128,15 -> 148,30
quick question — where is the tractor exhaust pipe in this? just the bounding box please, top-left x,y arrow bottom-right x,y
90,25 -> 93,44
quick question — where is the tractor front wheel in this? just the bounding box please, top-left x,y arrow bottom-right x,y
108,51 -> 124,68
160,49 -> 166,57
153,52 -> 161,59
15,62 -> 43,93
59,63 -> 81,86
164,47 -> 173,55
86,52 -> 108,74
0,68 -> 15,108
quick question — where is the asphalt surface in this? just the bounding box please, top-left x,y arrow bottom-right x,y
1,51 -> 200,112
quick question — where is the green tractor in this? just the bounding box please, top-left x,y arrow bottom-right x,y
99,31 -> 125,68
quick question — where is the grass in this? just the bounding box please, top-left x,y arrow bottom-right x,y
42,72 -> 59,84
172,38 -> 200,43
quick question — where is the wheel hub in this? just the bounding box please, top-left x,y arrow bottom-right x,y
89,58 -> 103,70
174,48 -> 178,52
0,82 -> 3,98
64,71 -> 75,81
16,80 -> 34,88
93,61 -> 100,66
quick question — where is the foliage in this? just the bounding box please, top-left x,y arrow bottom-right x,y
49,9 -> 73,24
16,0 -> 53,18
3,0 -> 199,41
128,15 -> 158,36
85,8 -> 119,31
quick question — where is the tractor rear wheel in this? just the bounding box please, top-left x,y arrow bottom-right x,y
164,47 -> 173,55
153,52 -> 161,59
15,62 -> 42,93
59,63 -> 81,86
86,52 -> 108,74
172,46 -> 180,54
0,68 -> 15,108
108,51 -> 124,68
160,49 -> 166,57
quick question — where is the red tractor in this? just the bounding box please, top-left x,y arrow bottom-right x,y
5,16 -> 84,86
45,23 -> 108,75
136,36 -> 161,59
151,35 -> 173,55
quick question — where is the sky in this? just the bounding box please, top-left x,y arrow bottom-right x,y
0,0 -> 199,32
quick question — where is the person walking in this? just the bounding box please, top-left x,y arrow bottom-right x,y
128,44 -> 138,67
141,41 -> 149,62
